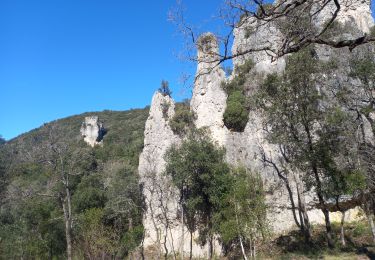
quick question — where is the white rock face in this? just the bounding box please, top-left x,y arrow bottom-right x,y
313,0 -> 374,33
139,92 -> 219,257
80,116 -> 105,147
191,33 -> 228,145
362,114 -> 375,146
138,1 -> 374,257
232,17 -> 286,74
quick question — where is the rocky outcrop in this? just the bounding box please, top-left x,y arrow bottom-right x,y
313,0 -> 374,33
80,116 -> 105,147
232,17 -> 286,74
138,92 -> 179,253
138,0 -> 374,257
190,33 -> 228,145
139,92 -> 218,257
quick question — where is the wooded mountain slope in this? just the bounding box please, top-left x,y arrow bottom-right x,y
0,108 -> 149,259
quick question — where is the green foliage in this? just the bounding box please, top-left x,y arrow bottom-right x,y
169,101 -> 194,136
371,26 -> 375,37
161,100 -> 170,120
218,168 -> 269,255
76,208 -> 119,257
0,108 -> 149,259
222,60 -> 253,132
256,48 -> 367,241
223,90 -> 249,132
165,131 -> 231,247
73,174 -> 107,213
350,56 -> 375,84
121,225 -> 144,252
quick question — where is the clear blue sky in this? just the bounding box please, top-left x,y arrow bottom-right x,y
0,0 -> 226,140
0,1 -> 374,140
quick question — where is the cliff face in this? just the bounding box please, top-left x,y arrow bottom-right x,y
138,0 -> 374,257
191,33 -> 228,145
138,93 -> 220,257
80,116 -> 105,147
138,92 -> 179,251
314,0 -> 373,33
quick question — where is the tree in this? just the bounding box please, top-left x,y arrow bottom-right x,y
165,130 -> 231,259
171,0 -> 375,68
347,53 -> 375,244
37,125 -> 97,259
169,100 -> 194,136
159,80 -> 172,97
256,47 -> 367,248
218,167 -> 268,259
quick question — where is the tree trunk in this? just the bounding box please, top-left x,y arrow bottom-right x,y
239,235 -> 248,260
207,235 -> 213,260
368,213 -> 375,244
322,208 -> 335,248
249,237 -> 253,258
190,231 -> 193,260
340,211 -> 346,247
62,198 -> 72,260
180,206 -> 184,260
295,174 -> 311,243
311,160 -> 334,248
164,227 -> 169,260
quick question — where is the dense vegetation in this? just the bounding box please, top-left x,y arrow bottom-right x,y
169,100 -> 194,136
222,60 -> 254,132
164,131 -> 268,259
0,108 -> 149,259
255,46 -> 375,250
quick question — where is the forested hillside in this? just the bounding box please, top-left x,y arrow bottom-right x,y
0,108 -> 149,259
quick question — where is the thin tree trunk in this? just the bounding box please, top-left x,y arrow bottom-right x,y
368,213 -> 375,244
234,202 -> 248,260
253,243 -> 256,259
263,155 -> 301,229
62,198 -> 72,260
340,211 -> 346,246
207,235 -> 213,260
164,225 -> 169,260
190,231 -> 193,260
295,174 -> 311,243
239,235 -> 248,260
180,206 -> 184,260
249,237 -> 253,258
322,207 -> 335,248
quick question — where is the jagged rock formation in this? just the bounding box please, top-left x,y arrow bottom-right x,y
138,0 -> 374,257
191,33 -> 228,145
80,116 -> 105,147
138,92 -> 220,257
314,0 -> 373,33
232,17 -> 286,74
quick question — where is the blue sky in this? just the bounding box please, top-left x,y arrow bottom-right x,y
0,1 -> 374,140
0,0 -> 227,140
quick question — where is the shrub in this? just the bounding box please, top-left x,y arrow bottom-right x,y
222,60 -> 253,132
223,91 -> 249,132
371,26 -> 375,37
158,80 -> 172,97
161,101 -> 170,120
169,102 -> 194,136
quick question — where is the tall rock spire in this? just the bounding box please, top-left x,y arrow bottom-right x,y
190,33 -> 228,145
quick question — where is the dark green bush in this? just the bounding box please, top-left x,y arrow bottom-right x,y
223,91 -> 249,132
222,60 -> 253,132
169,102 -> 194,136
371,26 -> 375,37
